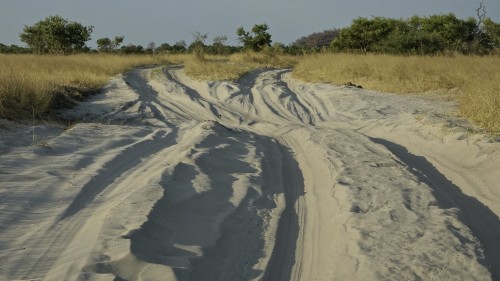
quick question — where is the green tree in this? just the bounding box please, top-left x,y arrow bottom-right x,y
331,13 -> 499,55
120,44 -> 144,54
236,23 -> 272,51
155,43 -> 172,53
188,32 -> 208,52
173,40 -> 187,53
292,29 -> 340,52
20,15 -> 93,54
96,36 -> 124,52
0,43 -> 31,54
331,17 -> 398,53
146,42 -> 156,53
212,35 -> 228,55
483,18 -> 500,48
155,42 -> 188,54
96,37 -> 112,52
420,14 -> 474,52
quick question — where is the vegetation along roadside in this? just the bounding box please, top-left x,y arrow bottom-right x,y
1,8 -> 499,134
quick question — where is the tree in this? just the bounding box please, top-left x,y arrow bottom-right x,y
213,35 -> 227,46
483,18 -> 500,48
420,14 -> 474,51
237,23 -> 272,51
293,29 -> 340,51
212,35 -> 228,55
155,43 -> 171,53
146,42 -> 156,53
0,43 -> 31,54
120,44 -> 144,54
374,24 -> 446,55
188,32 -> 208,52
114,36 -> 124,49
470,2 -> 499,52
330,13 -> 499,55
20,15 -> 93,54
173,40 -> 187,53
96,37 -> 112,52
331,17 -> 398,53
96,36 -> 123,52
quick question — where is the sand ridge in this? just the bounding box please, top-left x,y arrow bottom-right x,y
0,66 -> 499,281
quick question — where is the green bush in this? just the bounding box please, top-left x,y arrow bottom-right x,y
331,14 -> 499,55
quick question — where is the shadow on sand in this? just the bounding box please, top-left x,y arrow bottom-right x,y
371,137 -> 500,281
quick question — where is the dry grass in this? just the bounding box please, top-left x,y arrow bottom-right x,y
0,52 -> 294,120
293,53 -> 500,134
2,52 -> 498,134
183,51 -> 298,81
0,53 -> 177,119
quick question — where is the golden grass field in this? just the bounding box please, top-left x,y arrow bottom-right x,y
183,51 -> 298,81
0,54 -> 180,119
0,52 -> 498,134
292,53 -> 500,134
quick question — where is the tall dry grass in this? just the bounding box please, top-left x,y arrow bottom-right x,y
293,53 -> 500,134
2,52 -> 498,134
183,51 -> 298,81
0,53 -> 177,119
0,52 -> 294,120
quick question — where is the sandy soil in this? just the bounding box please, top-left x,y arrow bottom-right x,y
1,66 -> 499,281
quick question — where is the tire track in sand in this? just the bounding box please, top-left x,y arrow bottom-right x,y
1,65 -> 497,281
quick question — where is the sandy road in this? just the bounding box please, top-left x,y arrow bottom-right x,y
0,66 -> 499,281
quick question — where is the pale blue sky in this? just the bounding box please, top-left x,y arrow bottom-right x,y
1,0 -> 499,47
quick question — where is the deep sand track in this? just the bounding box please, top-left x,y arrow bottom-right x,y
1,67 -> 499,281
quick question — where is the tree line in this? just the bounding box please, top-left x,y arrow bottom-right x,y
0,15 -> 274,55
332,13 -> 500,55
2,7 -> 500,56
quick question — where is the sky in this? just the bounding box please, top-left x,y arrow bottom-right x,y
1,0 -> 499,48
